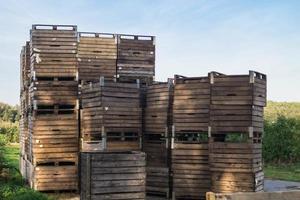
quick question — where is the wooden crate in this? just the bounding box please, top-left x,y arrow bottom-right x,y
19,115 -> 30,158
210,71 -> 267,106
29,162 -> 78,191
173,75 -> 210,133
144,81 -> 173,135
80,151 -> 146,200
28,111 -> 79,165
20,90 -> 29,114
209,71 -> 267,134
209,105 -> 264,133
209,141 -> 264,193
143,135 -> 170,199
29,79 -> 78,106
30,24 -> 78,78
78,32 -> 117,81
171,133 -> 210,200
117,34 -> 155,84
80,80 -> 142,152
20,42 -> 31,91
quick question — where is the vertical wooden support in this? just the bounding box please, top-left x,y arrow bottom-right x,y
172,191 -> 175,200
165,127 -> 169,149
86,153 -> 91,200
171,125 -> 175,149
99,76 -> 105,86
101,126 -> 106,151
208,126 -> 212,138
248,126 -> 254,138
249,70 -> 255,84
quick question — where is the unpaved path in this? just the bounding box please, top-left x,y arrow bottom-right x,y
265,179 -> 300,192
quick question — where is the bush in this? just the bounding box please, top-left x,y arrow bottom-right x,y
263,115 -> 300,163
0,121 -> 19,143
0,185 -> 51,200
0,133 -> 9,146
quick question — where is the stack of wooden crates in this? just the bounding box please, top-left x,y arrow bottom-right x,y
25,24 -> 79,191
78,33 -> 155,199
20,42 -> 31,180
208,71 -> 266,193
19,24 -> 268,199
143,81 -> 173,199
171,75 -> 211,200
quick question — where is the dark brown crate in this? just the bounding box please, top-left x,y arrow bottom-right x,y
28,112 -> 79,165
209,142 -> 263,193
19,116 -> 30,159
29,163 -> 78,191
29,79 -> 78,106
171,137 -> 210,200
210,71 -> 267,107
20,89 -> 29,114
144,82 -> 173,135
143,135 -> 170,199
117,34 -> 155,84
209,105 -> 264,133
30,25 -> 78,79
209,71 -> 266,135
20,42 -> 31,91
146,167 -> 170,199
78,32 -> 117,81
78,32 -> 117,59
30,24 -> 77,55
80,81 -> 142,131
80,151 -> 146,200
78,58 -> 116,81
173,75 -> 210,133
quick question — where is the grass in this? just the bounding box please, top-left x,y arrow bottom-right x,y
264,163 -> 300,182
1,143 -> 19,168
0,144 -> 79,200
0,143 -> 53,200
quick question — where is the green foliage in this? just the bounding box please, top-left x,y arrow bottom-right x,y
0,184 -> 51,200
0,102 -> 19,122
225,133 -> 248,142
0,121 -> 19,143
0,145 -> 52,200
263,116 -> 300,163
7,187 -> 51,200
0,133 -> 9,146
265,101 -> 300,121
0,102 -> 20,144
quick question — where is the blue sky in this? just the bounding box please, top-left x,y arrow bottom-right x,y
0,0 -> 300,105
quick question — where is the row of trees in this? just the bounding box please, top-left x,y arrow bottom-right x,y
0,103 -> 19,145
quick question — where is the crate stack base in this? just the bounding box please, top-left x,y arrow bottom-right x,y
78,32 -> 117,82
143,82 -> 173,199
80,79 -> 142,152
209,139 -> 264,193
209,71 -> 267,193
171,75 -> 211,200
26,24 -> 79,192
117,35 -> 155,85
81,151 -> 146,200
